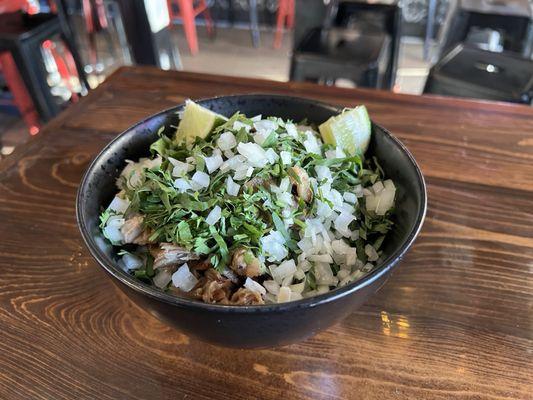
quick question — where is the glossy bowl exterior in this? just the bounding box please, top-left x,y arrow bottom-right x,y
77,94 -> 426,348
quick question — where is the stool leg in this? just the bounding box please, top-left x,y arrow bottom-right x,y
0,53 -> 41,134
178,0 -> 199,55
249,0 -> 260,47
273,0 -> 286,49
289,56 -> 302,81
167,0 -> 179,21
286,0 -> 295,28
202,2 -> 215,37
95,0 -> 108,29
107,1 -> 133,64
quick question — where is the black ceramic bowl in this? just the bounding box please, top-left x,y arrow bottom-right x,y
77,94 -> 426,348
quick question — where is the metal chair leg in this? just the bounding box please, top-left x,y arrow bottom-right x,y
424,0 -> 438,61
11,43 -> 59,121
56,0 -> 90,90
249,0 -> 260,48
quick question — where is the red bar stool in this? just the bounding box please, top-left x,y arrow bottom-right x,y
0,51 -> 40,134
167,0 -> 214,55
0,0 -> 40,134
274,0 -> 294,49
0,5 -> 87,123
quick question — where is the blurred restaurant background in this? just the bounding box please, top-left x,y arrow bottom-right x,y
0,0 -> 532,158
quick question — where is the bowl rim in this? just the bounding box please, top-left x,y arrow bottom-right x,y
76,93 -> 427,314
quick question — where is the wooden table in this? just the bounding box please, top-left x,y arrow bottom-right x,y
0,67 -> 532,400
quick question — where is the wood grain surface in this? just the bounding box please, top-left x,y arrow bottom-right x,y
0,66 -> 532,400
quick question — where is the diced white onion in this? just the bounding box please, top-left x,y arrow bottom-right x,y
285,123 -> 297,138
314,263 -> 334,285
236,142 -> 268,168
205,205 -> 222,226
146,156 -> 162,169
204,153 -> 223,173
303,131 -> 321,155
172,264 -> 198,292
233,165 -> 252,181
309,254 -> 333,263
375,182 -> 396,215
264,293 -> 277,303
244,277 -> 266,295
294,268 -> 305,280
168,157 -> 193,177
226,176 -> 240,196
384,179 -> 395,190
297,259 -> 312,272
121,253 -> 143,270
282,274 -> 294,287
253,119 -> 278,136
272,259 -> 296,281
265,148 -> 279,164
315,166 -> 332,183
263,280 -> 280,295
103,216 -> 125,243
260,231 -> 288,262
217,132 -> 237,151
316,285 -> 330,294
153,269 -> 172,288
223,149 -> 235,159
280,151 -> 292,165
365,244 -> 379,261
289,282 -> 305,294
233,121 -> 251,132
316,200 -> 333,219
334,212 -> 355,237
277,286 -> 291,303
337,269 -> 349,280
365,194 -> 378,212
108,196 -> 129,214
191,171 -> 210,189
343,192 -> 357,204
173,178 -> 191,192
290,292 -> 303,301
372,181 -> 385,194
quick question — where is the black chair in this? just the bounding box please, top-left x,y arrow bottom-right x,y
439,5 -> 532,57
335,1 -> 401,89
115,0 -> 181,70
0,11 -> 88,121
290,26 -> 390,88
289,0 -> 401,90
424,44 -> 533,104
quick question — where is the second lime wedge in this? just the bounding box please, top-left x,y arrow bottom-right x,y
176,100 -> 228,146
318,105 -> 371,156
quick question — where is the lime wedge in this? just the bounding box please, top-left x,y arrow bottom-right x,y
318,105 -> 371,156
176,100 -> 227,145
